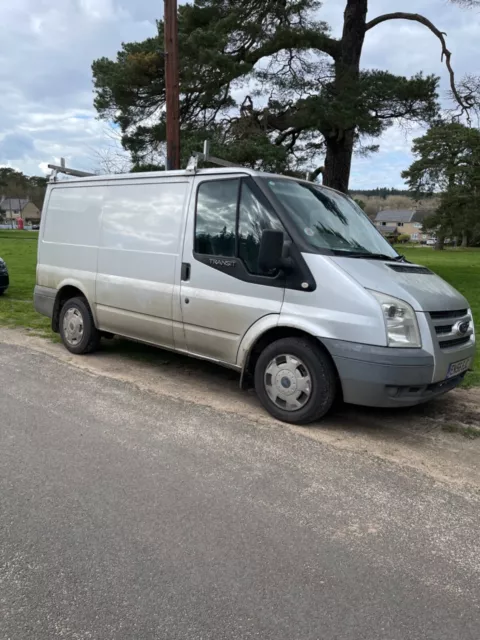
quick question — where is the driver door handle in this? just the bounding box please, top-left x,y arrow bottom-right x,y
181,262 -> 191,282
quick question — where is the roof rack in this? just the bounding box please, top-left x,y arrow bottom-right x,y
186,142 -> 312,182
48,145 -> 241,182
48,158 -> 95,182
186,141 -> 241,173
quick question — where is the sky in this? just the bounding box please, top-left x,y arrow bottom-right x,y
0,0 -> 479,189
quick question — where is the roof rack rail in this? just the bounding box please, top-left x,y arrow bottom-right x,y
186,141 -> 241,173
48,158 -> 96,182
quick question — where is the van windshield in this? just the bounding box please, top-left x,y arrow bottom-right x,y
261,178 -> 399,259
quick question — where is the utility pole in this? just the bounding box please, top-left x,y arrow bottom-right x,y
164,0 -> 180,170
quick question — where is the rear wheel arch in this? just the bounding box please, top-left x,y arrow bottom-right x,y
52,285 -> 91,332
59,296 -> 100,355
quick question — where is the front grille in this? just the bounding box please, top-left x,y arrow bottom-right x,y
388,265 -> 432,274
430,309 -> 468,320
436,324 -> 453,335
429,309 -> 473,349
438,336 -> 471,349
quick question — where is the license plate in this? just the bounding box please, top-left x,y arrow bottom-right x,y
446,358 -> 471,379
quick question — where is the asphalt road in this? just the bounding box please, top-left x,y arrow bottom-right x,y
0,341 -> 479,640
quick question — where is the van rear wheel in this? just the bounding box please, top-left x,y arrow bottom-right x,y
254,337 -> 336,425
59,297 -> 100,355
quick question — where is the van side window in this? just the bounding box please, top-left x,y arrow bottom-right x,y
238,182 -> 284,274
195,178 -> 286,276
195,180 -> 239,257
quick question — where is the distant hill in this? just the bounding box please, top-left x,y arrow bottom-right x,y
350,188 -> 436,199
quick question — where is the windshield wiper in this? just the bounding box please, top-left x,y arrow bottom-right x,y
332,250 -> 406,262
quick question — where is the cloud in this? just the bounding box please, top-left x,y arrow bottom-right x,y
0,0 -> 478,187
0,0 -> 156,176
0,133 -> 36,161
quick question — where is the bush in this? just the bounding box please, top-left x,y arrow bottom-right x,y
398,234 -> 411,244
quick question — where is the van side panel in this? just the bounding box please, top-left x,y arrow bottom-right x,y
37,184 -> 104,312
96,179 -> 188,348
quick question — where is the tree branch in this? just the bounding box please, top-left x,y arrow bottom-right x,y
450,0 -> 480,7
275,127 -> 303,146
365,12 -> 468,114
310,166 -> 324,182
243,29 -> 340,67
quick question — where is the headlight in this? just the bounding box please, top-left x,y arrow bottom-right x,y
369,291 -> 421,348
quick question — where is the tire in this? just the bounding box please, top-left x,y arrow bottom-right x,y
59,296 -> 100,355
254,337 -> 336,425
0,289 -> 5,296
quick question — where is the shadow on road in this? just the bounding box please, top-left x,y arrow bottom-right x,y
99,338 -> 480,441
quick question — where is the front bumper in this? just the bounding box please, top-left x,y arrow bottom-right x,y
322,338 -> 474,409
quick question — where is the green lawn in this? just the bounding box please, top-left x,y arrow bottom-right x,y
0,232 -> 478,386
401,247 -> 479,387
0,231 -> 53,336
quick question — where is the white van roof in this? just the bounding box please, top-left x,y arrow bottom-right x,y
46,163 -> 341,197
48,166 -> 262,186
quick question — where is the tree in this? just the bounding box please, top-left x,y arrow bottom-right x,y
0,168 -> 48,211
451,0 -> 480,6
354,198 -> 366,211
0,168 -> 26,197
402,122 -> 480,249
25,176 -> 48,210
92,0 -> 473,193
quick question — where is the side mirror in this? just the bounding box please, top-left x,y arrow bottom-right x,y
258,230 -> 285,272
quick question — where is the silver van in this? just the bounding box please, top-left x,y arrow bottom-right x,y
34,164 -> 476,424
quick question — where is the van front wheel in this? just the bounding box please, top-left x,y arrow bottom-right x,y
59,297 -> 100,355
254,337 -> 336,425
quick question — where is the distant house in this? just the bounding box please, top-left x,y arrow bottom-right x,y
0,197 -> 41,223
374,209 -> 435,243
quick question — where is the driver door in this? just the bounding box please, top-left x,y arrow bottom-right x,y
178,175 -> 286,366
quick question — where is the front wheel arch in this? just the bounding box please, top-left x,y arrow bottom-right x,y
254,336 -> 338,424
241,326 -> 341,397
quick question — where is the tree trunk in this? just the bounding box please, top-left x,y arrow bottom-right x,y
322,0 -> 368,193
435,233 -> 445,251
323,132 -> 355,193
461,230 -> 469,247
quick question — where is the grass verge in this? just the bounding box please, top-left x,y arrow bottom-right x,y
442,424 -> 480,439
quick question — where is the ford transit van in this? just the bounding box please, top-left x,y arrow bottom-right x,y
34,165 -> 476,424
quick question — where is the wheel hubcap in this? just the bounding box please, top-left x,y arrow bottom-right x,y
264,354 -> 312,412
63,307 -> 84,346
